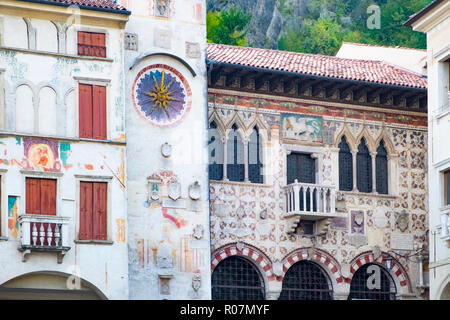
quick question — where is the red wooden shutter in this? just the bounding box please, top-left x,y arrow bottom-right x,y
93,182 -> 107,240
92,33 -> 106,58
92,86 -> 107,140
79,84 -> 93,139
79,182 -> 93,240
78,31 -> 89,56
40,179 -> 56,216
26,178 -> 41,215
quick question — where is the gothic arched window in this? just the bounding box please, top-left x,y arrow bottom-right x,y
227,124 -> 245,182
376,140 -> 388,194
279,261 -> 333,300
357,138 -> 372,193
348,263 -> 397,300
211,256 -> 265,300
339,136 -> 353,191
248,126 -> 263,183
208,121 -> 223,181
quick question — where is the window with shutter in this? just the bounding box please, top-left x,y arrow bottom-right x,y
248,127 -> 263,184
227,124 -> 245,182
208,121 -> 223,181
445,170 -> 450,206
26,178 -> 56,215
78,32 -> 106,58
79,83 -> 107,140
338,137 -> 353,191
356,138 -> 372,193
79,181 -> 107,241
376,140 -> 389,195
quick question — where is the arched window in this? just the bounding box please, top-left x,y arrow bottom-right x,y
248,127 -> 263,183
338,136 -> 353,191
208,121 -> 223,181
227,124 -> 245,182
348,263 -> 397,300
211,256 -> 265,300
376,140 -> 388,194
357,138 -> 372,193
279,261 -> 333,300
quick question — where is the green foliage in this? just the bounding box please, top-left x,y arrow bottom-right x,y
206,6 -> 252,46
208,0 -> 433,55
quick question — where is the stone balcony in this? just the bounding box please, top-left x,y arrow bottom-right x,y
282,180 -> 338,233
18,214 -> 71,263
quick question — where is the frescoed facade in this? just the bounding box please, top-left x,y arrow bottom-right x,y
207,44 -> 430,300
0,0 -> 130,299
406,0 -> 450,300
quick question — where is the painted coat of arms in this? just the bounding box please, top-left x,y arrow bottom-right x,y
281,114 -> 323,143
132,64 -> 192,128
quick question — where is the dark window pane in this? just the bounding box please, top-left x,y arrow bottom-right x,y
279,261 -> 333,300
357,138 -> 372,193
446,171 -> 450,205
339,136 -> 353,191
208,122 -> 223,180
287,153 -> 315,185
227,124 -> 245,182
348,263 -> 396,300
376,141 -> 388,194
249,127 -> 263,183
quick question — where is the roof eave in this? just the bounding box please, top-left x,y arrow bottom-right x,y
17,0 -> 132,15
206,59 -> 428,92
404,0 -> 443,27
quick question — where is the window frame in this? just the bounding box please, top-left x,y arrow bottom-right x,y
75,175 -> 113,244
445,170 -> 450,206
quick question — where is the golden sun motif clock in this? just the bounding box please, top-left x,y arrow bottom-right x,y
132,64 -> 192,127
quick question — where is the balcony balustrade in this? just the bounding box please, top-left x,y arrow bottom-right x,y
18,214 -> 70,263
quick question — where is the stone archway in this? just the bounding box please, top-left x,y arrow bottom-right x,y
0,272 -> 106,300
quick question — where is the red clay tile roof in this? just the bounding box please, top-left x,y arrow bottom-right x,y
19,0 -> 129,13
207,43 -> 427,89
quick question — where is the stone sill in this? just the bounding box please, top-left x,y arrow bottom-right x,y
0,46 -> 114,63
0,236 -> 8,241
435,108 -> 450,120
210,180 -> 272,188
339,190 -> 397,200
0,131 -> 126,145
74,240 -> 114,245
439,205 -> 450,214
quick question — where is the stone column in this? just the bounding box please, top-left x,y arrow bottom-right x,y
243,139 -> 249,182
371,151 -> 377,194
222,136 -> 228,182
351,149 -> 358,191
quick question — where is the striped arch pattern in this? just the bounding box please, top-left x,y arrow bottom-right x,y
211,243 -> 275,281
349,252 -> 412,292
281,248 -> 343,284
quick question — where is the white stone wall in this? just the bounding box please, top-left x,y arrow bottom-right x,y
0,12 -> 129,299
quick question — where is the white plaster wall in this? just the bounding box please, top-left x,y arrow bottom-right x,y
33,19 -> 58,53
1,15 -> 28,49
16,84 -> 34,133
38,86 -> 57,136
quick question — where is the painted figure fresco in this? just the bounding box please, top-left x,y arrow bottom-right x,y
155,0 -> 169,17
22,138 -> 61,172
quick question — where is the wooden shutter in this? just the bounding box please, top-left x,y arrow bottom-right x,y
78,32 -> 90,56
40,179 -> 57,216
79,84 -> 93,139
26,178 -> 41,215
93,182 -> 107,240
92,33 -> 106,58
79,182 -> 93,240
92,85 -> 107,140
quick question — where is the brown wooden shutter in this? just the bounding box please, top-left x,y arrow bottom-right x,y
26,178 -> 41,215
92,85 -> 107,140
78,31 -> 89,56
93,182 -> 107,240
79,182 -> 93,240
79,84 -> 93,139
40,179 -> 56,216
92,33 -> 106,58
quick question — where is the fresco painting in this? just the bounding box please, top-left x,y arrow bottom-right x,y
8,196 -> 19,239
281,113 -> 323,143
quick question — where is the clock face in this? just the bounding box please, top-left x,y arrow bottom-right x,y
132,64 -> 192,127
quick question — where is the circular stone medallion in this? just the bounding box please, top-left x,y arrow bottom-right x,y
132,64 -> 192,128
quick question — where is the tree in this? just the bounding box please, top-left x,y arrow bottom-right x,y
207,6 -> 252,46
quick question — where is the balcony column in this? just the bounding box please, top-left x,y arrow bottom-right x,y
351,149 -> 358,192
293,180 -> 300,212
370,151 -> 377,194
